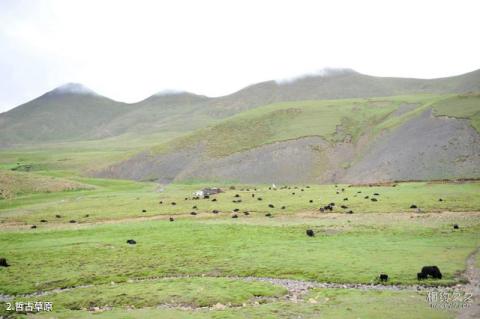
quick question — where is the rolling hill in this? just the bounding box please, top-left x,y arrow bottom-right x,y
1,69 -> 480,147
98,93 -> 480,184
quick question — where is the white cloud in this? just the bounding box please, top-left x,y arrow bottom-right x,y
0,0 -> 479,111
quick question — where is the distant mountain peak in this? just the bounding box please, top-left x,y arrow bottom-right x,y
153,89 -> 188,96
47,83 -> 98,96
275,67 -> 358,84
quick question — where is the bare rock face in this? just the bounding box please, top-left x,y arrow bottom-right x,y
341,109 -> 480,183
176,137 -> 329,183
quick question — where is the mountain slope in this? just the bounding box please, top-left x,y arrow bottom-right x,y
1,69 -> 480,147
98,94 -> 480,183
0,84 -> 131,145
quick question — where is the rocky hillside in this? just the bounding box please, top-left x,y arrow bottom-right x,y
98,94 -> 480,184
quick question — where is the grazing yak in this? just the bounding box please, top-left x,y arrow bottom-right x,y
309,200 -> 313,203
306,229 -> 315,237
371,198 -> 378,202
379,274 -> 388,282
31,225 -> 37,229
453,224 -> 459,229
410,204 -> 417,209
212,210 -> 219,214
55,214 -> 61,218
418,266 -> 442,279
268,204 -> 275,208
169,217 -> 174,222
190,212 -> 197,215
0,258 -> 9,267
258,197 -> 263,201
232,214 -> 238,219
126,239 -> 136,245
243,211 -> 250,215
281,206 -> 286,209
192,206 -> 198,209
69,220 -> 76,223
341,205 -> 348,209
265,213 -> 272,217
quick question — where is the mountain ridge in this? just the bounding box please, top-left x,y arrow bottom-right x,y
1,68 -> 479,147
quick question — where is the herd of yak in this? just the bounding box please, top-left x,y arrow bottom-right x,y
1,184 -> 454,284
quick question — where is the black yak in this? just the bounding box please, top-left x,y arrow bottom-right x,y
126,239 -> 136,245
306,229 -> 315,237
420,266 -> 442,279
0,258 -> 9,267
379,274 -> 388,282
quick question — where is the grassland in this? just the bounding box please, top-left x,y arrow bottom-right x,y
28,288 -> 454,319
1,95 -> 479,318
0,168 -> 479,318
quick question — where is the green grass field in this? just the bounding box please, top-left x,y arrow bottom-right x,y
1,92 -> 479,318
0,167 -> 479,318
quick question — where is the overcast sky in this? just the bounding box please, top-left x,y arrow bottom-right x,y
1,0 -> 479,112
